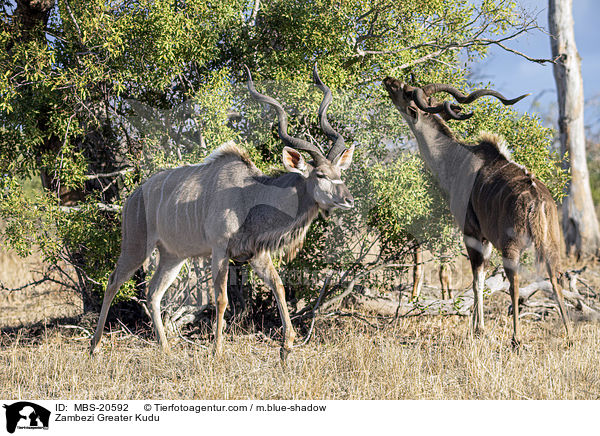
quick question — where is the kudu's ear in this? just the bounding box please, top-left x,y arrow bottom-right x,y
332,144 -> 354,171
282,146 -> 308,176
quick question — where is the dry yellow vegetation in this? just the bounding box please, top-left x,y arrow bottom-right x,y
1,315 -> 599,400
2,243 -> 600,400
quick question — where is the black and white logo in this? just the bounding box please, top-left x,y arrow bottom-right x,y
3,402 -> 50,433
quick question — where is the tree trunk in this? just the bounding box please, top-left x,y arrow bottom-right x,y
549,0 -> 600,259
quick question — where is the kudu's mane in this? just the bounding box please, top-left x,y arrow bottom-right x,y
427,112 -> 513,162
199,141 -> 256,170
476,131 -> 512,161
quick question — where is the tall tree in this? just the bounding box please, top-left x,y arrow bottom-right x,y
549,0 -> 600,259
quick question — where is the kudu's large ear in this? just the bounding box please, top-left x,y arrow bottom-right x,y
282,146 -> 308,176
332,144 -> 354,171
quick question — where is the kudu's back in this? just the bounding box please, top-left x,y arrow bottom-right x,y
121,143 -> 260,261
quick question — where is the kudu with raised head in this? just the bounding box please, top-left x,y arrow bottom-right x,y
384,77 -> 571,346
90,66 -> 355,360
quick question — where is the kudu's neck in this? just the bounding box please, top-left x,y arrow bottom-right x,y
237,172 -> 319,258
406,113 -> 485,230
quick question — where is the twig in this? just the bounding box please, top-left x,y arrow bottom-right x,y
0,277 -> 54,292
57,324 -> 92,337
576,277 -> 598,298
63,0 -> 83,44
173,322 -> 208,349
84,167 -> 134,180
116,318 -> 153,346
131,297 -> 152,320
295,274 -> 332,347
319,263 -> 408,313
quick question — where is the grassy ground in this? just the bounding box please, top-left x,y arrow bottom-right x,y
2,244 -> 600,400
1,314 -> 599,400
0,248 -> 81,327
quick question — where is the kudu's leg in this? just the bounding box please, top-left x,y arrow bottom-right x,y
250,252 -> 296,363
503,251 -> 521,348
90,256 -> 145,354
211,248 -> 229,356
465,238 -> 492,335
547,262 -> 573,342
411,244 -> 424,300
439,263 -> 452,299
146,247 -> 185,352
91,187 -> 150,354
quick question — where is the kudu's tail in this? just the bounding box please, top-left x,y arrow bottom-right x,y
528,195 -> 573,339
528,197 -> 561,270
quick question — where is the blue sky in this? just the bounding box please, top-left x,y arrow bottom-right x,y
473,0 -> 599,126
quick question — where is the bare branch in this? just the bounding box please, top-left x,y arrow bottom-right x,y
295,273 -> 333,347
62,0 -> 83,45
84,167 -> 134,180
0,277 -> 55,293
249,0 -> 260,26
485,40 -> 560,64
59,202 -> 122,213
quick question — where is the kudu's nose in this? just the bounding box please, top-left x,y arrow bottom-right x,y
344,197 -> 354,208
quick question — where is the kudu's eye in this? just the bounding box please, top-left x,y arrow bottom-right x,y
316,173 -> 327,179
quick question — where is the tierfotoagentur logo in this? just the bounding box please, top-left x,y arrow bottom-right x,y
3,402 -> 50,433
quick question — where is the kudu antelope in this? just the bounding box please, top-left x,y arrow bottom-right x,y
384,78 -> 572,346
90,66 -> 355,360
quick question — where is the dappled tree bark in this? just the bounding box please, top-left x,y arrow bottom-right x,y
549,0 -> 600,259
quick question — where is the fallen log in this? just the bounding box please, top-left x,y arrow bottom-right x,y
334,271 -> 600,321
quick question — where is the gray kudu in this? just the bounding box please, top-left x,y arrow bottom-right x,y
90,65 -> 355,361
384,77 -> 572,347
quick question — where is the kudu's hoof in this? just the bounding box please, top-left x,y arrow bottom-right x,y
89,340 -> 100,356
510,337 -> 522,351
279,347 -> 291,364
212,345 -> 223,358
472,326 -> 484,337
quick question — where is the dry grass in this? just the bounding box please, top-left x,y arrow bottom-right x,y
2,243 -> 600,400
0,248 -> 82,326
1,315 -> 599,400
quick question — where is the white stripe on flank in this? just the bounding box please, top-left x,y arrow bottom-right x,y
195,195 -> 200,235
157,171 -> 175,230
136,189 -> 142,224
174,198 -> 179,234
186,200 -> 191,233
